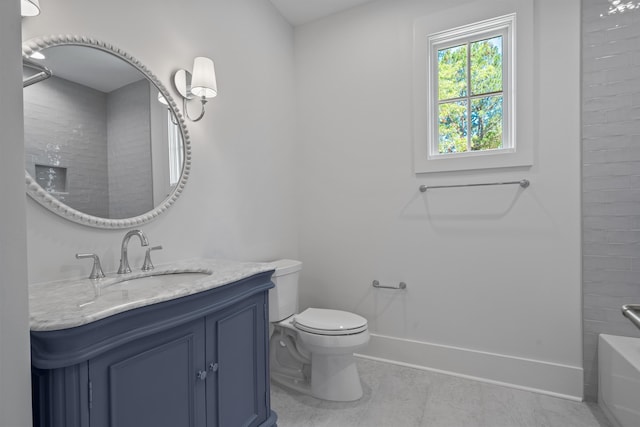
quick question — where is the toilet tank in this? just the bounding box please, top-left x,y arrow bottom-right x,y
269,259 -> 302,322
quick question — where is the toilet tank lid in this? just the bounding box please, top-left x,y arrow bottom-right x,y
271,259 -> 302,277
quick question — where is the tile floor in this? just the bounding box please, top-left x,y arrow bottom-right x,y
271,357 -> 613,427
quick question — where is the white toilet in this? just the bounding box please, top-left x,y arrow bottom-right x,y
269,259 -> 370,402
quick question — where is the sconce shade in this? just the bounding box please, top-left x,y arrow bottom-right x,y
190,57 -> 217,99
21,0 -> 40,16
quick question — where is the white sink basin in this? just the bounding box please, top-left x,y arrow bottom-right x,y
77,271 -> 213,309
113,272 -> 212,288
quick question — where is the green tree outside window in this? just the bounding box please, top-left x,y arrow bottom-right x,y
437,36 -> 503,154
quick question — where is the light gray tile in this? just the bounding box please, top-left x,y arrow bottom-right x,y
538,395 -> 613,427
583,215 -> 638,231
583,255 -> 632,271
356,362 -> 431,426
421,374 -> 484,427
582,0 -> 640,402
479,383 -> 544,427
272,359 -> 613,427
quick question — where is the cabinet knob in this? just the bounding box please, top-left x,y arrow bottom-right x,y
209,362 -> 219,372
197,370 -> 207,381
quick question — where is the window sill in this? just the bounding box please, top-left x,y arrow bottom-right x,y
419,147 -> 532,174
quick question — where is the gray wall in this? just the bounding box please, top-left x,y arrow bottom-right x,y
24,74 -> 110,217
22,0 -> 298,286
0,0 -> 33,425
582,0 -> 640,401
295,0 -> 583,398
107,79 -> 153,219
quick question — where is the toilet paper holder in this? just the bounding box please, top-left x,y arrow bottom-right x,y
372,280 -> 407,290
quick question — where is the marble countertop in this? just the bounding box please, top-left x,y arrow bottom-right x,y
29,258 -> 275,332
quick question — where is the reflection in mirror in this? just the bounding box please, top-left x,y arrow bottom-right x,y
22,37 -> 189,228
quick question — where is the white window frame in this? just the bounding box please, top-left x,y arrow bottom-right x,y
167,110 -> 183,187
413,0 -> 534,174
428,15 -> 514,159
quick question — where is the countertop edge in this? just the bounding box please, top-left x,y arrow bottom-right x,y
29,258 -> 276,331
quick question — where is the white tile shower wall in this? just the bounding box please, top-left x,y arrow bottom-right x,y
24,74 -> 110,217
582,0 -> 640,401
106,79 -> 153,219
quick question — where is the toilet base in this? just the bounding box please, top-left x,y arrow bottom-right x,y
271,369 -> 312,396
310,352 -> 363,402
270,329 -> 364,402
271,353 -> 363,402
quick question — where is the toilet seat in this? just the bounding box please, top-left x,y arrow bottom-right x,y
293,308 -> 368,336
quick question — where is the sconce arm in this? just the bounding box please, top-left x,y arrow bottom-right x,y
183,97 -> 208,122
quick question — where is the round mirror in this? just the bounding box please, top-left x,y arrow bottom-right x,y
22,35 -> 191,228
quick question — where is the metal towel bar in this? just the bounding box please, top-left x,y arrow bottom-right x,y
622,304 -> 640,331
419,179 -> 530,193
372,280 -> 407,290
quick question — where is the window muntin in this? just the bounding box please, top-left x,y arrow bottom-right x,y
428,15 -> 514,159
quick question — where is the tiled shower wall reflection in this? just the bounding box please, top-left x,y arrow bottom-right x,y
107,80 -> 153,219
582,0 -> 640,401
24,75 -> 110,217
24,75 -> 153,219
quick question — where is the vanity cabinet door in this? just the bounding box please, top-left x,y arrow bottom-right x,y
205,292 -> 269,427
88,319 -> 207,427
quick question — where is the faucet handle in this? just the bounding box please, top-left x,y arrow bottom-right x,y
76,253 -> 106,280
142,246 -> 163,271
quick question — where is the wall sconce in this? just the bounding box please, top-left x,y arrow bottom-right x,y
21,0 -> 41,17
172,57 -> 217,122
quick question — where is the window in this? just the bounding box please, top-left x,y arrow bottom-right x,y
429,15 -> 513,159
412,0 -> 534,173
167,110 -> 183,187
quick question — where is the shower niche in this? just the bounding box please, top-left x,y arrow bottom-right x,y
34,164 -> 67,194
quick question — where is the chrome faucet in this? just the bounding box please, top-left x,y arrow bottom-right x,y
76,253 -> 106,279
142,245 -> 163,271
118,230 -> 149,274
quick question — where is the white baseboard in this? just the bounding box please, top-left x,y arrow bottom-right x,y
355,333 -> 584,401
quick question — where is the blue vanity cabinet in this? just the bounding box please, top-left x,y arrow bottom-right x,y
206,294 -> 270,427
31,271 -> 277,427
87,319 -> 207,427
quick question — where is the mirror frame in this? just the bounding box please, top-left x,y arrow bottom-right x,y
22,35 -> 191,229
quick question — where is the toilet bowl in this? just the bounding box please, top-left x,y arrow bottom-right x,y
268,260 -> 370,402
